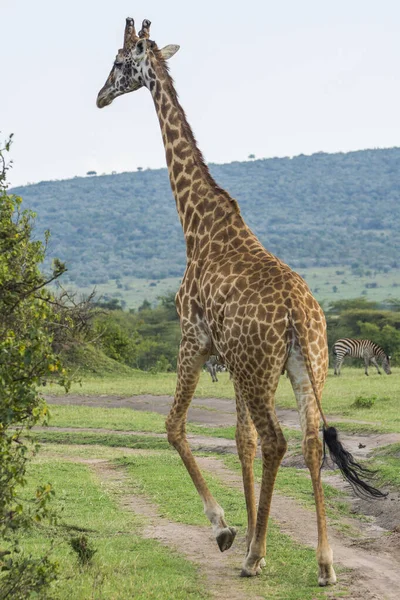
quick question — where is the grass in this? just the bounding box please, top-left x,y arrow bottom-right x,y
46,367 -> 400,433
31,430 -> 171,451
45,369 -> 231,397
116,452 -> 330,599
44,404 -> 303,445
48,404 -> 169,433
18,460 -> 209,600
46,404 -> 237,439
370,443 -> 400,488
64,268 -> 400,310
298,266 -> 400,304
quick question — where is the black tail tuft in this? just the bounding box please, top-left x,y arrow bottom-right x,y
323,426 -> 387,499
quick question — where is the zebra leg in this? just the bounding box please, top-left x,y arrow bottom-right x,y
364,356 -> 369,376
212,365 -> 218,382
370,357 -> 381,375
334,356 -> 343,375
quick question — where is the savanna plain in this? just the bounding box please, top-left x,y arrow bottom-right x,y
22,367 -> 400,600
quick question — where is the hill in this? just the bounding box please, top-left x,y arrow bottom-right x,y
11,147 -> 400,287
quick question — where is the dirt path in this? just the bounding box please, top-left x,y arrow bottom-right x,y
45,393 -> 400,599
90,459 -> 265,600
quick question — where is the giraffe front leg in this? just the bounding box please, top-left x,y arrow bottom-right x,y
166,337 -> 236,552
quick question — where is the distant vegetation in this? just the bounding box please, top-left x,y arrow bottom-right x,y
73,295 -> 400,374
11,147 -> 400,287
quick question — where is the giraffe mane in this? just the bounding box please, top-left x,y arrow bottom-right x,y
151,45 -> 240,214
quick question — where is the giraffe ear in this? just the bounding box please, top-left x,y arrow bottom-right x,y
159,44 -> 180,60
135,38 -> 148,58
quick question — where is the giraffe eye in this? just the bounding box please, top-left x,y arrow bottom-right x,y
114,60 -> 123,68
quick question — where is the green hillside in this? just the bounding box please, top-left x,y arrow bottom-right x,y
11,147 -> 400,288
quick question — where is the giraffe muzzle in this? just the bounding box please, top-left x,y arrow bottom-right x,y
96,89 -> 113,108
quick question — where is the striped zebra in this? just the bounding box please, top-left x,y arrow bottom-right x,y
333,338 -> 391,376
204,355 -> 226,382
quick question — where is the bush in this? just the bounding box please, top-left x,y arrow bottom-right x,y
69,535 -> 97,567
0,136 -> 72,597
351,395 -> 376,409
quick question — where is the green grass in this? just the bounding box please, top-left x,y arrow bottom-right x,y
18,460 -> 209,600
45,369 -> 233,397
46,404 -> 237,439
298,266 -> 400,304
65,268 -> 400,310
46,404 -> 301,443
116,452 -> 331,599
371,443 -> 400,488
46,367 -> 400,433
275,369 -> 400,430
48,404 -> 169,432
32,430 -> 171,451
64,343 -> 136,376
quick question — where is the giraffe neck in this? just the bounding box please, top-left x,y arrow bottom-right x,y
145,57 -> 240,256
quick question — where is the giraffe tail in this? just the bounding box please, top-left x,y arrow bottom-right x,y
322,427 -> 387,498
289,311 -> 387,499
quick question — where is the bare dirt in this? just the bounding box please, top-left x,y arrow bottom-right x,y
45,393 -> 400,599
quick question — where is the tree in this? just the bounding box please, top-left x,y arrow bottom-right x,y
0,136 -> 72,598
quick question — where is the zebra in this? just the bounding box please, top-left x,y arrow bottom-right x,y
204,355 -> 226,382
333,338 -> 392,376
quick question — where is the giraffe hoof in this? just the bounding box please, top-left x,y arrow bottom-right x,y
216,526 -> 237,552
240,565 -> 262,577
318,566 -> 337,586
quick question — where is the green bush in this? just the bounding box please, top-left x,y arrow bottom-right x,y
0,136 -> 67,597
351,395 -> 376,409
92,297 -> 179,372
69,535 -> 97,567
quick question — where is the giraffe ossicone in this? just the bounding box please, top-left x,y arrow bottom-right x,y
97,17 -> 385,586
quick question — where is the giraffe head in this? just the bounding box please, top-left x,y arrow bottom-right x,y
96,18 -> 179,108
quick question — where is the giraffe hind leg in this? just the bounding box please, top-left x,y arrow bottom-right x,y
239,377 -> 287,577
286,345 -> 336,586
233,382 -> 258,554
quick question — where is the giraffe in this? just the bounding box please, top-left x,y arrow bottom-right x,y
96,17 -> 385,586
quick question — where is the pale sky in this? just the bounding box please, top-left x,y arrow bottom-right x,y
2,0 -> 400,187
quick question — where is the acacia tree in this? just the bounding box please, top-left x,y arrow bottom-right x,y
0,136 -> 71,598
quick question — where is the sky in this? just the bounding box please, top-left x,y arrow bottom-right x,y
2,0 -> 400,187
